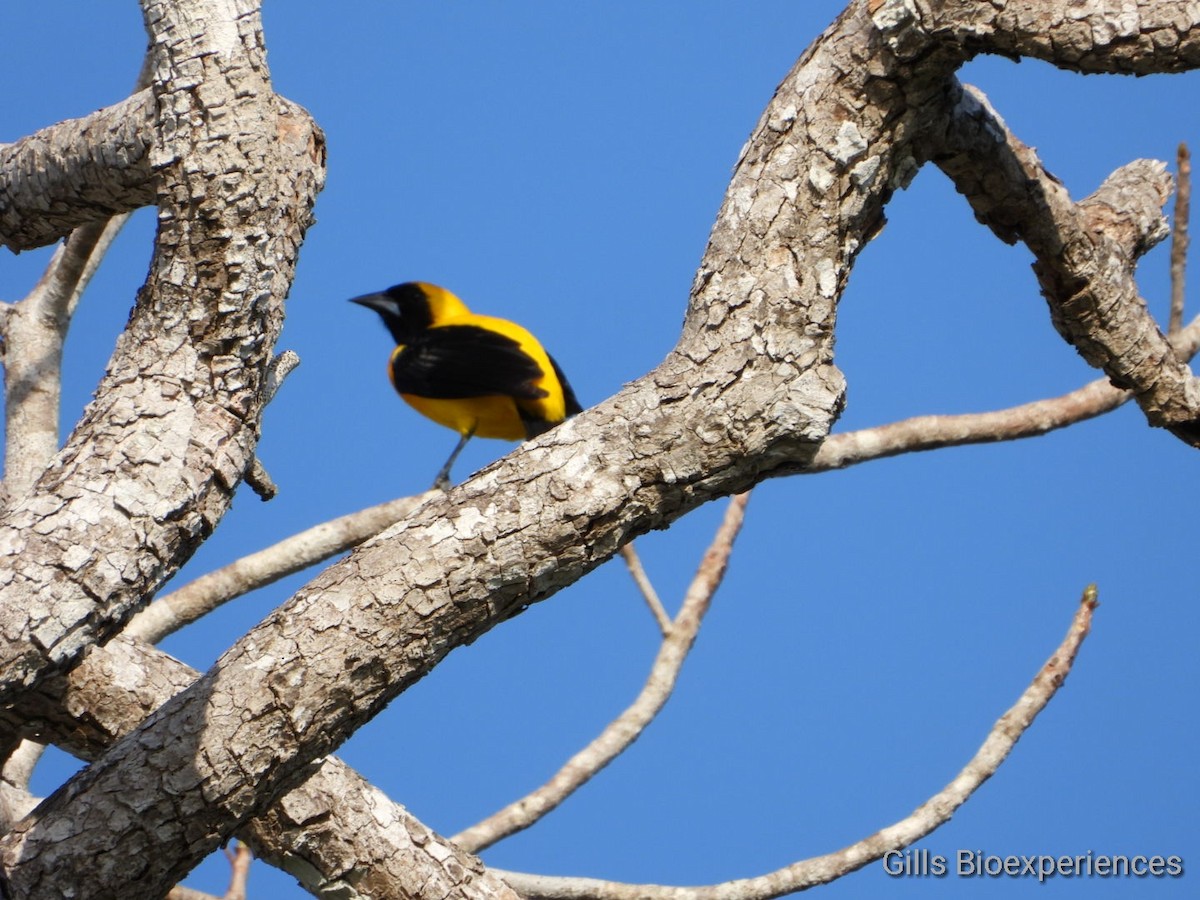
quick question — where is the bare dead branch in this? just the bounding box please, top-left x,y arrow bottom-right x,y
1170,143 -> 1191,334
0,91 -> 156,252
811,314 -> 1200,471
5,2 -> 1196,894
494,587 -> 1100,900
0,23 -> 327,708
6,1 -> 1188,890
223,842 -> 252,900
454,493 -> 750,853
1,216 -> 131,505
926,80 -> 1200,446
619,544 -> 672,635
123,493 -> 431,645
21,633 -> 523,900
166,888 -> 220,900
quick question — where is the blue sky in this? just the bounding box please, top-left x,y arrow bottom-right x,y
2,2 -> 1197,897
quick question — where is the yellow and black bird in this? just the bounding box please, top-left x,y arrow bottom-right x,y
351,281 -> 582,489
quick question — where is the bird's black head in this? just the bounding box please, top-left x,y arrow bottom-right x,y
349,282 -> 434,344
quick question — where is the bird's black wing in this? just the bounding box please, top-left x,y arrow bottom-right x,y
391,324 -> 548,400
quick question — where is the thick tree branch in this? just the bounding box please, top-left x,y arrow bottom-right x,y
495,588 -> 1100,900
924,80 -> 1200,445
879,0 -> 1200,74
0,91 -> 156,252
10,634 -> 520,900
0,2 -> 326,708
123,493 -> 431,645
453,493 -> 749,853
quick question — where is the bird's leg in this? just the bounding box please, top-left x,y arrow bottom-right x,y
433,425 -> 476,491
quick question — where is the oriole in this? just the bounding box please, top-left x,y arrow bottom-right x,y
351,281 -> 582,488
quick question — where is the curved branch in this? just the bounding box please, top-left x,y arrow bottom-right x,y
925,80 -> 1200,445
880,0 -> 1200,74
0,8 -> 327,706
0,91 -> 156,252
453,493 -> 750,853
495,588 -> 1100,900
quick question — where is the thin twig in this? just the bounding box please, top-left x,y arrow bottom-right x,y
223,841 -> 252,900
453,493 -> 751,853
123,492 -> 434,644
1169,143 -> 1191,335
494,586 -> 1100,900
811,315 -> 1200,472
619,543 -> 672,635
165,888 -> 219,900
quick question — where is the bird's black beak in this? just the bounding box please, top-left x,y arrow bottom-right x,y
350,292 -> 409,344
349,292 -> 397,316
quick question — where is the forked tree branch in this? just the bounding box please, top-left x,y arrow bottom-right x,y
924,79 -> 1200,445
453,493 -> 750,853
619,544 -> 672,635
2,1 -> 1195,896
493,588 -> 1100,900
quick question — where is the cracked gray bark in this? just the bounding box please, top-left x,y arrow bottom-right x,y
0,91 -> 156,253
0,0 -> 325,705
918,79 -> 1200,443
0,0 -> 1196,897
11,635 -> 519,900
